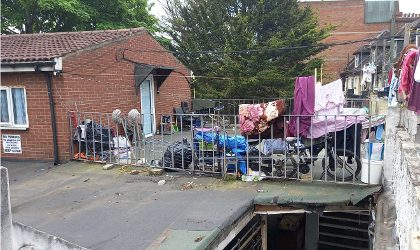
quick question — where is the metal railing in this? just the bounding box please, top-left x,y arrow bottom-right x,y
191,98 -> 294,116
68,110 -> 385,185
191,98 -> 383,116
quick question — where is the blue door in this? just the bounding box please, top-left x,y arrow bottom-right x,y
140,79 -> 154,137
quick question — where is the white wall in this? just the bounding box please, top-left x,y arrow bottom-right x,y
390,130 -> 420,250
1,166 -> 87,250
13,222 -> 88,250
383,108 -> 420,250
1,167 -> 15,250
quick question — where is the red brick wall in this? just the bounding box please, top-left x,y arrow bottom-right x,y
301,0 -> 391,82
0,73 -> 55,160
1,32 -> 191,162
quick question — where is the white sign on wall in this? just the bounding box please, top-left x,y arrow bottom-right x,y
2,134 -> 22,154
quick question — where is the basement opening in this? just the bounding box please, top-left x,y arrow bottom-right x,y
222,207 -> 372,250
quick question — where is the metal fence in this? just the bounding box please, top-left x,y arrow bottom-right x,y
191,98 -> 294,116
69,111 -> 163,167
69,109 -> 385,185
191,98 -> 382,116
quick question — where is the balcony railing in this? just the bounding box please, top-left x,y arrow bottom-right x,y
68,108 -> 385,185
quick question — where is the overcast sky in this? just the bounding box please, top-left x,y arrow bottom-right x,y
150,0 -> 420,18
399,0 -> 420,13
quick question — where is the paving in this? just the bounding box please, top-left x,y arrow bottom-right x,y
4,160 -> 256,250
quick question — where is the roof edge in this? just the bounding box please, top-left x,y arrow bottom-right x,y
1,60 -> 57,73
62,29 -> 149,59
1,27 -> 146,38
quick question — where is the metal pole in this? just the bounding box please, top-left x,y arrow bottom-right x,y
107,114 -> 112,164
77,112 -> 81,161
92,113 -> 96,161
343,116 -> 347,182
261,215 -> 268,250
100,114 -> 103,161
69,111 -> 74,160
190,114 -> 194,172
234,115 -> 238,176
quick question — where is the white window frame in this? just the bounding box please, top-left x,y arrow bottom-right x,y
0,86 -> 29,130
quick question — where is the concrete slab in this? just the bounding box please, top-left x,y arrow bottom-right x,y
3,160 -> 380,249
254,181 -> 381,206
157,229 -> 220,250
3,160 -> 256,250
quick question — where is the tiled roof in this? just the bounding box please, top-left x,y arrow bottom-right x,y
1,28 -> 146,62
397,13 -> 420,19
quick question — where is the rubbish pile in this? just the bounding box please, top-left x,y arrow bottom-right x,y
163,138 -> 194,169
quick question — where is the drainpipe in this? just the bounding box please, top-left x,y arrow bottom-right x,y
45,72 -> 59,165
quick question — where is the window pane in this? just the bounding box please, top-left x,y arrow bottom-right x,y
12,88 -> 27,125
1,90 -> 10,123
365,0 -> 396,24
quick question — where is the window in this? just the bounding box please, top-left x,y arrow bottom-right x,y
371,49 -> 376,63
1,87 -> 28,129
354,55 -> 359,68
364,0 -> 396,24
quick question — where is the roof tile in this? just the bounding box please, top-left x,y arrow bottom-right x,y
1,28 -> 146,62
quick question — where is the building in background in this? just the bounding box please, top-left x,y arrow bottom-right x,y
0,29 -> 191,163
300,0 -> 399,82
341,18 -> 420,98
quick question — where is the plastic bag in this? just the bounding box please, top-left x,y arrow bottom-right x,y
163,139 -> 193,169
85,121 -> 112,142
113,136 -> 131,148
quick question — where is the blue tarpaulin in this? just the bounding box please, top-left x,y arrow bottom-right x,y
193,131 -> 248,174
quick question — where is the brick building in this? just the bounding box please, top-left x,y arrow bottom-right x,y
0,28 -> 191,163
300,0 -> 396,82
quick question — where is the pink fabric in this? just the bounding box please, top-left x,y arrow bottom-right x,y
407,82 -> 420,114
314,79 -> 344,114
239,104 -> 262,133
239,100 -> 286,135
288,76 -> 315,137
388,68 -> 393,86
308,115 -> 367,139
398,49 -> 418,98
408,50 -> 420,115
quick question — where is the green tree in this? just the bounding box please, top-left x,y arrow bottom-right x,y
1,0 -> 158,34
163,0 -> 331,98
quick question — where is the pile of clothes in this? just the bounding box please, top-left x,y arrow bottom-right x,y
288,76 -> 368,140
287,76 -> 368,159
388,45 -> 420,114
239,99 -> 286,136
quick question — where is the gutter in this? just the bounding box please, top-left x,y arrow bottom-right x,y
1,58 -> 62,73
45,72 -> 59,165
1,61 -> 56,67
2,59 -> 62,164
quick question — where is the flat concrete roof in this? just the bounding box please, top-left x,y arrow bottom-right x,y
3,160 -> 381,249
4,160 -> 255,249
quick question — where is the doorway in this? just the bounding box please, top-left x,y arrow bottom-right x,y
140,77 -> 155,137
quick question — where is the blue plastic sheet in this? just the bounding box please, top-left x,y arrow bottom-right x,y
375,124 -> 384,141
193,131 -> 248,174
